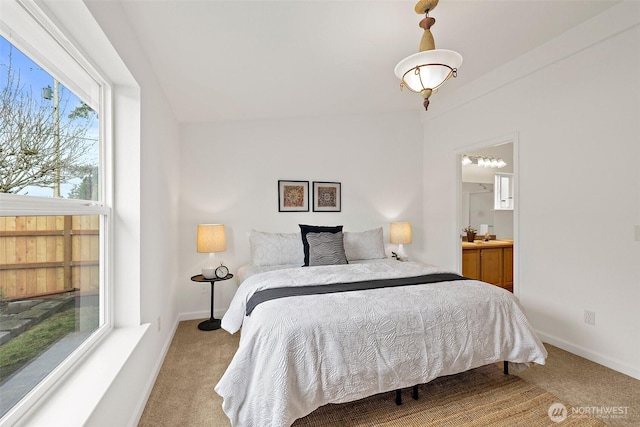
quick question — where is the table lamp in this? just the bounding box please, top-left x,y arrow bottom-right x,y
197,224 -> 226,278
390,222 -> 412,261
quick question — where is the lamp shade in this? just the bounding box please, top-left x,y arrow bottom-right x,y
197,224 -> 226,253
390,222 -> 412,245
394,49 -> 463,94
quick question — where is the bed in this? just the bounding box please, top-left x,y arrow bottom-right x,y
214,227 -> 547,427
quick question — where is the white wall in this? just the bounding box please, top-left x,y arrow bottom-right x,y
422,2 -> 640,379
178,112 -> 423,319
84,1 -> 182,423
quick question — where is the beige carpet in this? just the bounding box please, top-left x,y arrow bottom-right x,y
514,345 -> 640,427
139,322 -> 237,427
139,320 -> 637,426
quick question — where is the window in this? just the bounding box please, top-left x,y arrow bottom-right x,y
1,38 -> 99,199
0,2 -> 110,422
494,173 -> 514,210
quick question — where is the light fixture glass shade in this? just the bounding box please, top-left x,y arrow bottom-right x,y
390,222 -> 412,244
394,49 -> 463,93
461,154 -> 508,168
197,224 -> 226,253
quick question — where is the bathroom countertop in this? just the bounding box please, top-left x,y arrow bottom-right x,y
462,239 -> 514,249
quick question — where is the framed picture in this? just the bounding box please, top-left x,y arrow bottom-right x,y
312,181 -> 341,212
278,180 -> 309,212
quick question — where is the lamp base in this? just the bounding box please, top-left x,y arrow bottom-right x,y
396,244 -> 409,262
202,251 -> 218,278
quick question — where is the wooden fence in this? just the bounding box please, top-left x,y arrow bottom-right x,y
0,215 -> 99,301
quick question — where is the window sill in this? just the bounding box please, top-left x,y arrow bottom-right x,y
13,324 -> 150,427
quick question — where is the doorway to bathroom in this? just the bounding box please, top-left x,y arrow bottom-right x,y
458,136 -> 517,293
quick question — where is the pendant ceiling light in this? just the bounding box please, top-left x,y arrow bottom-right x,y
394,0 -> 462,111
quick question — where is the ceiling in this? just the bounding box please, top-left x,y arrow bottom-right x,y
118,0 -> 620,123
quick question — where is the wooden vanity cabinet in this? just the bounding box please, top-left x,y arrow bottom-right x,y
503,246 -> 513,289
462,241 -> 513,292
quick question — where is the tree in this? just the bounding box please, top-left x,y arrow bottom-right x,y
0,45 -> 97,196
68,166 -> 98,200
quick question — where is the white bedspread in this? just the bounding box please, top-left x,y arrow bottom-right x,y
215,260 -> 547,427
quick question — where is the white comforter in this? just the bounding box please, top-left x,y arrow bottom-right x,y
215,260 -> 547,427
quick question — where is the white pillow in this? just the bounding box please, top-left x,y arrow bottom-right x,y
343,227 -> 386,261
249,230 -> 304,266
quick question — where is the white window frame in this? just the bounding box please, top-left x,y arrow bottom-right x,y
0,1 -> 113,424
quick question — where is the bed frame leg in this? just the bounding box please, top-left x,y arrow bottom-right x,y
412,385 -> 419,400
503,361 -> 509,375
395,389 -> 402,405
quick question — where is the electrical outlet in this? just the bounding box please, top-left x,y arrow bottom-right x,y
584,310 -> 595,326
201,285 -> 209,294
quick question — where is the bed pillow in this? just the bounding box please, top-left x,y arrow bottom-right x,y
305,232 -> 348,266
299,224 -> 343,266
249,230 -> 304,266
343,227 -> 386,261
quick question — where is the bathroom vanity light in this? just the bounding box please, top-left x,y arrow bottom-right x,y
462,155 -> 507,168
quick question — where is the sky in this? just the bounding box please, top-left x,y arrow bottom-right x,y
0,35 -> 99,199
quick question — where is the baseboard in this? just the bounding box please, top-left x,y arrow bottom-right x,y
536,331 -> 640,381
178,309 -> 227,322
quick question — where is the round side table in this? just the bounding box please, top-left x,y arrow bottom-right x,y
190,273 -> 233,331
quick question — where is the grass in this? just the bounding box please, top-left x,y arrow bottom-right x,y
0,306 -> 99,383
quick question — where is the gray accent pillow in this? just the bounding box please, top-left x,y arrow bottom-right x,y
299,224 -> 343,266
306,232 -> 348,266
